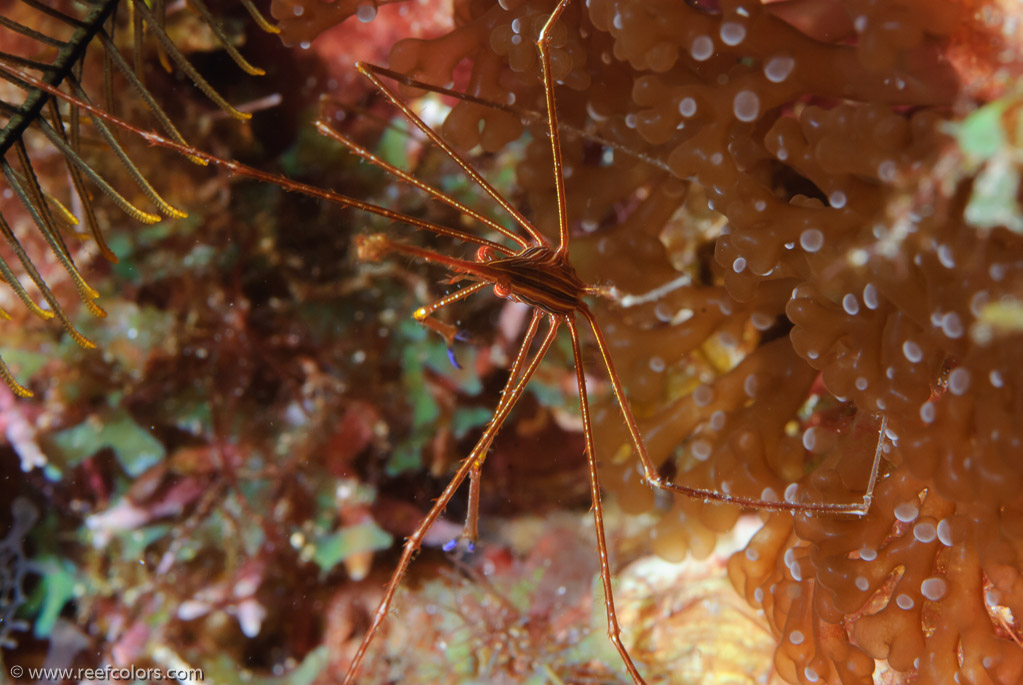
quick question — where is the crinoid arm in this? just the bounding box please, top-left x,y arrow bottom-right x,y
0,0 -> 278,396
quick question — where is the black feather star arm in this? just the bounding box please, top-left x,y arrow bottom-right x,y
0,0 -> 277,397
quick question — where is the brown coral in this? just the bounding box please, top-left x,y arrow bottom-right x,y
365,0 -> 1023,682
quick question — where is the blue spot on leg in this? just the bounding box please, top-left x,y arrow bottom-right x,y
446,330 -> 473,369
442,538 -> 458,553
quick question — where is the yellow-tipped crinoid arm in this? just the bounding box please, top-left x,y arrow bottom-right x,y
0,355 -> 33,398
240,0 -> 282,34
0,302 -> 32,396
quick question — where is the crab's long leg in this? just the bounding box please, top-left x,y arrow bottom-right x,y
356,233 -> 514,285
567,315 -> 646,684
357,61 -> 549,249
457,308 -> 544,546
327,66 -> 674,175
537,0 -> 573,254
341,315 -> 560,685
581,306 -> 882,515
0,62 -> 511,256
315,121 -> 520,253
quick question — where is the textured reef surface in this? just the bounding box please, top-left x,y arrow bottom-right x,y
2,0 -> 1023,683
